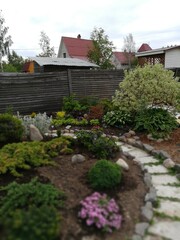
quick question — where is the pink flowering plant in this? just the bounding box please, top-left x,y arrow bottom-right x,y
78,192 -> 122,233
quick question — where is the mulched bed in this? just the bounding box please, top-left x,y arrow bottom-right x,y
0,132 -> 148,240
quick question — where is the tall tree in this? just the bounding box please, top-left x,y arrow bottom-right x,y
122,33 -> 136,68
88,27 -> 115,69
7,50 -> 25,72
0,10 -> 13,72
38,31 -> 56,57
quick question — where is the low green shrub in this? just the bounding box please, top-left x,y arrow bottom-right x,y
76,130 -> 119,159
3,205 -> 60,240
88,160 -> 122,190
134,108 -> 178,139
0,113 -> 24,146
52,117 -> 88,127
0,179 -> 65,240
0,178 -> 65,216
103,110 -> 133,127
0,137 -> 73,176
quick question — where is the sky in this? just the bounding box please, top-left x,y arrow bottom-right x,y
1,0 -> 180,58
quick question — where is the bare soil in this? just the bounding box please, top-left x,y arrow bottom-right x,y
138,128 -> 180,164
0,127 -> 179,240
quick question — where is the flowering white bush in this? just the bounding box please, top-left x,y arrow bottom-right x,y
78,192 -> 122,233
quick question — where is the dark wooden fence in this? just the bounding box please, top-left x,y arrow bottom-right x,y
0,69 -> 124,114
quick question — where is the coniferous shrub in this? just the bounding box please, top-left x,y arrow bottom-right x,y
88,160 -> 122,190
0,178 -> 65,240
0,113 -> 24,146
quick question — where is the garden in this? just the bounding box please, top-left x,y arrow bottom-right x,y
0,64 -> 179,240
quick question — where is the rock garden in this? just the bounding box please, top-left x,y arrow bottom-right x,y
0,64 -> 179,240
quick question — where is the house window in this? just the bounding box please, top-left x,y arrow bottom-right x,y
63,53 -> 66,58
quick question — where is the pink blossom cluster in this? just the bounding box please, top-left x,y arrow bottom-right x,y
78,192 -> 122,233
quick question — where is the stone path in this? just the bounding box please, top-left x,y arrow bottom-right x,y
118,141 -> 180,240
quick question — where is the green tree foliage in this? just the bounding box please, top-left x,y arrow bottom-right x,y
113,64 -> 180,112
7,50 -> 25,72
0,10 -> 13,72
88,27 -> 115,69
38,31 -> 56,57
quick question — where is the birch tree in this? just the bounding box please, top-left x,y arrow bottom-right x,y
0,10 -> 13,72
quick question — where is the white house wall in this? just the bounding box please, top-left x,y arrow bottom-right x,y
57,42 -> 70,58
165,48 -> 180,68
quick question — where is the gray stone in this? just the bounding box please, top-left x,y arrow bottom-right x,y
65,125 -> 71,130
148,221 -> 180,240
143,143 -> 154,153
127,138 -> 136,145
132,235 -> 143,240
62,133 -> 76,138
134,140 -> 144,148
134,156 -> 157,165
174,164 -> 180,173
144,172 -> 152,187
151,149 -> 170,159
155,199 -> 180,218
144,165 -> 168,174
155,185 -> 180,199
124,132 -> 132,138
29,124 -> 43,141
145,187 -> 157,203
127,148 -> 149,158
141,202 -> 153,221
135,222 -> 149,236
133,136 -> 140,140
151,174 -> 179,186
121,144 -> 137,152
116,158 -> 129,171
121,151 -> 135,160
163,158 -> 175,169
176,173 -> 180,180
71,154 -> 86,163
128,130 -> 136,136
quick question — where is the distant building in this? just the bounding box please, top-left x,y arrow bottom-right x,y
57,35 -> 93,61
111,51 -> 135,69
136,43 -> 180,69
23,57 -> 99,73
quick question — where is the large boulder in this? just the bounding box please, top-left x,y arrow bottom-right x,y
29,124 -> 43,141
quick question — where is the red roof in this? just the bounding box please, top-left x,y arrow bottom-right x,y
138,43 -> 152,52
62,37 -> 93,60
113,52 -> 134,65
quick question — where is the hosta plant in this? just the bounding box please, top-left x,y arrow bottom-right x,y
78,192 -> 122,233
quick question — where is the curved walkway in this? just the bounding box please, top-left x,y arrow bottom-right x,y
117,139 -> 180,240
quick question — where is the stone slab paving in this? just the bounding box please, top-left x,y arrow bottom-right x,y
127,148 -> 150,158
155,199 -> 180,218
155,185 -> 180,199
144,235 -> 166,240
120,142 -> 180,240
151,175 -> 179,186
121,144 -> 138,152
134,156 -> 158,165
147,220 -> 180,240
144,165 -> 169,174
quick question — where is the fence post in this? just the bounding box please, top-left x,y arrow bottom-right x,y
67,69 -> 73,95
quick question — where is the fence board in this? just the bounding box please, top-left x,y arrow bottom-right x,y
0,70 -> 124,114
